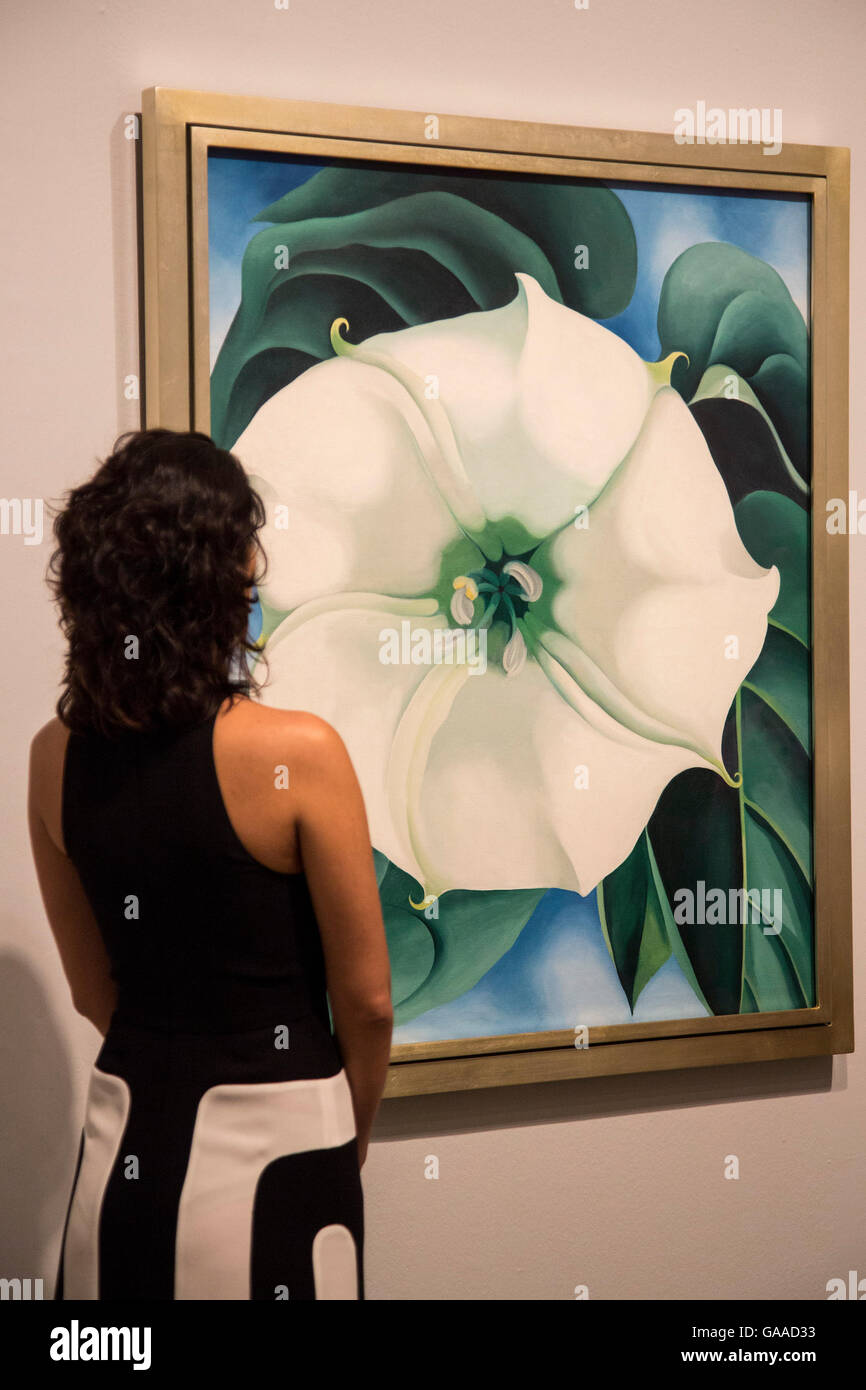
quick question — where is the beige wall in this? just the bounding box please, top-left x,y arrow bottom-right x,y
2,0 -> 863,1299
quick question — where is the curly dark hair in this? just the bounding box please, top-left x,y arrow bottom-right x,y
46,428 -> 270,739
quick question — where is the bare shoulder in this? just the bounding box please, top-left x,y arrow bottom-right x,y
231,701 -> 351,777
29,715 -> 70,781
286,711 -> 350,763
30,713 -> 69,752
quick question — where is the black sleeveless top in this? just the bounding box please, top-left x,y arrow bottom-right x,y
62,710 -> 334,1037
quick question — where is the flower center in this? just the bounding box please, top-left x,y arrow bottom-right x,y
450,559 -> 543,677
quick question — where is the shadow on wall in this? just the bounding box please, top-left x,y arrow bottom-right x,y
374,1051 -> 838,1140
0,951 -> 77,1296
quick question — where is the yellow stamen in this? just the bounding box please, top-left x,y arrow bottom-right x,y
452,575 -> 478,601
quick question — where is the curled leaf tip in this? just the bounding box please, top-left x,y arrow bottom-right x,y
717,765 -> 743,789
704,751 -> 742,789
409,891 -> 438,911
647,350 -> 689,388
330,316 -> 351,355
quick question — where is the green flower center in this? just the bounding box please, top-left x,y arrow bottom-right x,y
450,558 -> 543,676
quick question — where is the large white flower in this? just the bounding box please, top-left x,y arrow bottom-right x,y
234,273 -> 779,897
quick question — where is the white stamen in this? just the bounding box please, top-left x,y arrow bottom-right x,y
450,589 -> 475,625
502,560 -> 543,602
503,627 -> 527,677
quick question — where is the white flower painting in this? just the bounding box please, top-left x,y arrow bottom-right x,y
210,156 -> 813,1032
236,274 -> 778,899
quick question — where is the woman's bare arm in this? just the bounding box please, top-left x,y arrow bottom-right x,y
291,715 -> 393,1166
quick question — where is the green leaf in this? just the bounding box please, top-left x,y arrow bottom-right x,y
251,169 -> 637,320
689,363 -> 807,500
740,801 -> 814,1012
738,686 -> 812,886
556,241 -> 809,1016
645,765 -> 746,1017
657,242 -> 809,485
375,855 -> 545,1024
378,860 -> 437,1008
732,686 -> 814,1010
645,835 -> 714,1015
210,168 -> 637,447
598,829 -> 715,1014
735,490 -> 810,646
633,489 -> 814,1015
597,831 -> 672,1009
743,625 -> 810,753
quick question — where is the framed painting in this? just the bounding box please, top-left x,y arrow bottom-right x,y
140,87 -> 852,1096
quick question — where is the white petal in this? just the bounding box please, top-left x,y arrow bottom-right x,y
355,272 -> 656,547
233,355 -> 479,612
256,596 -> 466,884
531,386 -> 780,766
410,656 -> 705,896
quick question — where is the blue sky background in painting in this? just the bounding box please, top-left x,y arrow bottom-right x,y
213,150 -> 809,1041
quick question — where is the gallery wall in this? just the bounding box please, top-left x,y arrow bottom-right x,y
1,0 -> 863,1298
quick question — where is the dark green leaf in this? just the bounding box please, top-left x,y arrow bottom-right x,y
211,169 -> 637,446
735,490 -> 810,646
376,856 -> 545,1024
740,800 -> 813,1011
597,831 -> 673,1009
657,241 -> 809,484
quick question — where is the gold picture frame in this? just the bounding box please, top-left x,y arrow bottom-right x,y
140,86 -> 852,1097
